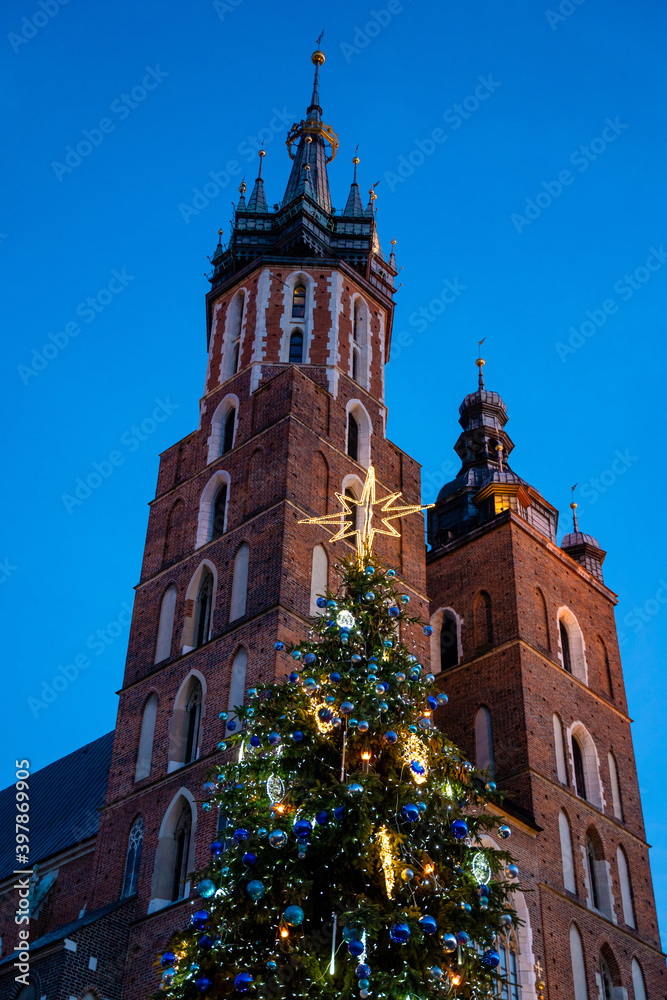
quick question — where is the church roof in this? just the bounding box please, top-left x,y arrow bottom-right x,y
0,731 -> 113,880
561,531 -> 603,550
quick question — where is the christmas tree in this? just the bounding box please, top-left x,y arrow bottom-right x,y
157,469 -> 520,1000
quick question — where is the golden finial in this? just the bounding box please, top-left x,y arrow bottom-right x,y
391,238 -> 397,247
570,484 -> 579,532
259,148 -> 266,157
476,337 -> 486,389
239,179 -> 246,195
312,30 -> 325,64
218,228 -> 223,236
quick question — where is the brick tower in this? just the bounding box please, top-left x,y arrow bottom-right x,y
81,47 -> 428,1000
426,356 -> 665,998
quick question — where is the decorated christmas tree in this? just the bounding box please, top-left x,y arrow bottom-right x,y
157,468 -> 520,1000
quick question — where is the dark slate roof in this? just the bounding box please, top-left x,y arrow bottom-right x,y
0,898 -> 130,967
561,531 -> 603,550
0,732 -> 114,881
436,467 -> 529,503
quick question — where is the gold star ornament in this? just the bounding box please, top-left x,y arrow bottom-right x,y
298,465 -> 432,560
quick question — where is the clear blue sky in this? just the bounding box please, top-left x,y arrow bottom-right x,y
1,0 -> 665,947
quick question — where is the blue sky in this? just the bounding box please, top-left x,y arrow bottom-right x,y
1,0 -> 666,947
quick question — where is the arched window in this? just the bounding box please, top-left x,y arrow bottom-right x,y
149,791 -> 196,912
310,544 -> 328,615
617,846 -> 635,928
352,347 -> 359,383
553,713 -> 568,784
155,584 -> 177,663
585,836 -> 601,910
440,612 -> 459,670
230,542 -> 249,622
496,927 -> 520,1000
194,567 -> 214,647
223,291 -> 245,379
534,587 -> 550,650
211,484 -> 227,541
475,706 -> 494,775
585,828 -> 613,918
223,408 -> 236,454
351,297 -> 370,389
572,736 -> 587,799
559,810 -> 576,893
227,648 -> 247,733
163,499 -> 186,565
569,924 -> 588,1000
121,817 -> 144,898
599,953 -> 614,1000
557,608 -> 587,683
473,590 -> 493,648
289,329 -> 303,363
347,412 -> 359,462
292,284 -> 306,318
632,958 -> 647,1000
183,681 -> 202,764
608,752 -> 623,821
135,693 -> 158,781
353,298 -> 364,342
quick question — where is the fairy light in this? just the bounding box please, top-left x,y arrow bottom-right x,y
377,825 -> 395,896
402,733 -> 428,784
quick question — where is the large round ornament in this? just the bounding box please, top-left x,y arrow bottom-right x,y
419,914 -> 437,935
390,922 -> 410,944
423,625 -> 434,636
316,596 -> 327,608
198,935 -> 213,950
233,828 -> 250,844
235,973 -> 254,993
505,864 -> 519,879
500,913 -> 513,927
246,879 -> 265,900
195,977 -> 211,992
340,701 -> 354,715
498,824 -> 512,839
293,819 -> 312,840
191,910 -> 209,929
268,731 -> 281,746
348,939 -> 364,957
482,949 -> 501,968
455,930 -> 471,945
242,852 -> 257,866
269,830 -> 288,849
304,652 -> 317,665
450,819 -> 468,839
284,905 -> 305,926
402,803 -> 420,823
161,952 -> 176,968
442,933 -> 458,953
383,730 -> 398,744
356,963 -> 371,978
196,879 -> 216,899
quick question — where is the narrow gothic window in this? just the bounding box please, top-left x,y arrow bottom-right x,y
230,543 -> 249,621
232,341 -> 240,373
617,847 -> 635,927
194,568 -> 213,647
135,694 -> 158,781
352,347 -> 359,382
586,837 -> 600,909
155,585 -> 177,664
496,927 -> 520,999
440,612 -> 458,670
212,485 -> 227,539
560,620 -> 572,673
572,737 -> 587,799
289,329 -> 303,363
475,707 -> 494,775
223,409 -> 235,454
121,817 -> 144,898
183,681 -> 202,764
292,283 -> 306,318
170,804 -> 192,902
599,954 -> 613,1000
348,413 -> 359,462
345,488 -> 359,535
569,924 -> 588,1000
559,810 -> 576,893
632,959 -> 647,1000
608,752 -> 623,820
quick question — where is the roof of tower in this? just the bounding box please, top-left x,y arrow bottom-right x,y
459,388 -> 508,420
247,149 -> 268,212
282,48 -> 337,212
343,154 -> 364,216
561,531 -> 603,550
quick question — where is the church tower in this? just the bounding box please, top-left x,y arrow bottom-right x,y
426,357 -> 665,999
82,48 -> 429,1000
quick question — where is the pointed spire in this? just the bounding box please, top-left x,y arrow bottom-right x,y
365,183 -> 378,217
388,238 -> 397,269
308,35 -> 325,121
476,339 -> 486,389
570,484 -> 579,532
283,43 -> 337,212
247,149 -> 268,212
343,152 -> 364,216
211,227 -> 224,263
236,178 -> 247,211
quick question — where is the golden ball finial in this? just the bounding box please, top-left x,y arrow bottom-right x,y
239,179 -> 247,195
218,228 -> 223,236
391,238 -> 397,247
305,135 -> 312,144
353,155 -> 360,165
259,148 -> 266,158
476,357 -> 485,369
312,49 -> 325,65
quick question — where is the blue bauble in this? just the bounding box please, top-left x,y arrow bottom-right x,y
316,597 -> 327,608
266,960 -> 277,971
284,905 -> 304,926
268,732 -> 281,746
400,594 -> 410,604
195,977 -> 211,992
402,803 -> 420,823
387,569 -> 396,577
218,711 -> 228,721
268,830 -> 288,848
288,672 -> 299,683
226,719 -> 237,731
395,671 -> 406,682
460,902 -> 472,914
197,879 -> 216,898
342,925 -> 359,942
450,819 -> 468,839
423,625 -> 434,636
505,864 -> 519,879
437,692 -> 449,706
191,909 -> 209,929
333,805 -> 345,820
325,694 -> 336,705
482,949 -> 501,968
326,599 -> 338,609
368,656 -> 378,665
498,824 -> 511,840
246,879 -> 265,900
410,760 -> 425,775
274,641 -> 285,651
500,913 -> 513,927
291,730 -> 303,742
427,695 -> 438,710
315,810 -> 329,825
202,781 -> 216,795
365,565 -> 375,576
160,951 -> 176,968
242,852 -> 257,866
356,963 -> 371,978
235,973 -> 254,992
429,966 -> 443,980
486,780 -> 497,792
383,730 -> 398,744
442,934 -> 457,953
161,969 -> 175,985
456,930 -> 471,945
294,819 -> 312,840
249,735 -> 261,748
202,802 -> 212,812
257,827 -> 268,838
291,650 -> 302,660
198,934 -> 213,950
304,652 -> 317,665
364,591 -> 375,602
419,914 -> 437,935
318,707 -> 334,722
388,606 -> 400,618
348,782 -> 363,794
375,683 -> 385,696
390,922 -> 410,944
384,639 -> 393,649
247,687 -> 258,699
348,939 -> 364,957
351,654 -> 362,665
233,828 -> 250,844
358,979 -> 370,990
357,720 -> 369,732
217,741 -> 227,750
329,671 -> 341,683
340,701 -> 354,715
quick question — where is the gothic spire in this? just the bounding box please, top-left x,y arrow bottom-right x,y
343,153 -> 364,217
283,44 -> 338,212
247,149 -> 268,212
236,178 -> 247,211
